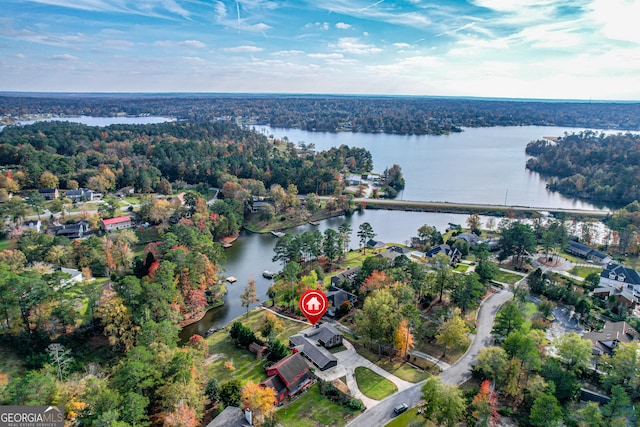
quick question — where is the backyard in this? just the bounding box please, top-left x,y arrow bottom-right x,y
354,366 -> 398,400
277,383 -> 360,427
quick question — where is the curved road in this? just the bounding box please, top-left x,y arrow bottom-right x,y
346,287 -> 513,427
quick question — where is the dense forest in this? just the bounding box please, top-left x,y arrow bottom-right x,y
525,131 -> 640,205
0,121 -> 373,196
1,94 -> 639,135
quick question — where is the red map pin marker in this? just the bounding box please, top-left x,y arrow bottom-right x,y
299,289 -> 328,326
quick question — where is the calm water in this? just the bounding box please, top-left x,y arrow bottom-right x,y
2,115 -> 174,130
180,209 -> 502,340
259,126 -> 610,210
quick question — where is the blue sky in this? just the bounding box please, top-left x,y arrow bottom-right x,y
1,0 -> 639,100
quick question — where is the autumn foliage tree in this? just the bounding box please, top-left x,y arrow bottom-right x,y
241,381 -> 277,427
393,319 -> 414,361
240,279 -> 259,318
471,380 -> 499,426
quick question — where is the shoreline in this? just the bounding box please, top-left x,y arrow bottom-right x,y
179,299 -> 224,329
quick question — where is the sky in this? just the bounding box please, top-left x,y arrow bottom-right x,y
1,0 -> 639,100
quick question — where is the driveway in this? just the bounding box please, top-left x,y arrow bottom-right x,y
312,336 -> 413,409
346,286 -> 513,426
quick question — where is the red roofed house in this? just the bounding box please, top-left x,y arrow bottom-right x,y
101,216 -> 133,232
260,353 -> 311,404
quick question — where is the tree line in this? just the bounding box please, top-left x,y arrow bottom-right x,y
2,94 -> 639,135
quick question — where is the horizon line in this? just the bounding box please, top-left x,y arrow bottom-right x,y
0,91 -> 639,104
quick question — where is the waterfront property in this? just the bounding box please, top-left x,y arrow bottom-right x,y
289,324 -> 343,371
326,285 -> 358,317
260,352 -> 312,404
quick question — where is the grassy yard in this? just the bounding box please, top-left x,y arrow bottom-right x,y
568,265 -> 603,278
277,383 -> 360,427
355,346 -> 432,382
354,367 -> 398,400
205,308 -> 307,386
385,408 -> 428,427
492,269 -> 524,285
454,264 -> 469,273
0,240 -> 13,251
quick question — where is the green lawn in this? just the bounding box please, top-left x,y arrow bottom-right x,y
568,265 -> 603,278
205,309 -> 307,386
277,383 -> 360,427
385,408 -> 428,427
492,269 -> 524,285
354,367 -> 398,400
0,240 -> 12,251
355,347 -> 432,382
454,264 -> 469,273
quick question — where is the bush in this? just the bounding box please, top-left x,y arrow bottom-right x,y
346,398 -> 364,410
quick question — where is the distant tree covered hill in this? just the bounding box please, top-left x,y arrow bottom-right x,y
526,131 -> 640,205
1,94 -> 639,135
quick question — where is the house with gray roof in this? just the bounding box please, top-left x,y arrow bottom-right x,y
426,244 -> 462,264
289,324 -> 342,371
600,264 -> 640,296
326,285 -> 357,317
455,233 -> 482,247
567,240 -> 613,265
206,406 -> 250,427
593,286 -> 637,309
330,267 -> 361,288
582,321 -> 640,356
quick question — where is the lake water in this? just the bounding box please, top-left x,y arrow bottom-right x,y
179,209 -> 493,340
259,126 -> 609,210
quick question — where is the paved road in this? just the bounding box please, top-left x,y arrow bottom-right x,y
360,198 -> 610,217
346,287 -> 514,427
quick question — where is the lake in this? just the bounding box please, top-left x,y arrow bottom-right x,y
259,126 -> 609,210
0,115 -> 174,132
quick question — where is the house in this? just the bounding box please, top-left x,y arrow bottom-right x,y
306,324 -> 343,348
330,267 -> 361,288
483,238 -> 501,252
377,245 -> 411,261
206,406 -> 251,427
366,239 -> 385,250
54,267 -> 84,290
326,285 -> 357,317
65,188 -> 97,202
38,188 -> 58,200
593,286 -> 638,309
251,199 -> 274,214
47,220 -> 89,240
426,244 -> 462,264
101,216 -> 133,232
260,353 -> 312,404
289,324 -> 341,371
600,264 -> 640,296
455,233 -> 482,247
566,240 -> 613,265
21,220 -> 41,233
582,321 -> 640,356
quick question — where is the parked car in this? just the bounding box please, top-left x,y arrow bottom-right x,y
393,403 -> 408,415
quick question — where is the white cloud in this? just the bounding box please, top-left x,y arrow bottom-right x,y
308,53 -> 344,59
271,50 -> 305,56
589,0 -> 640,44
393,42 -> 411,48
331,37 -> 382,54
336,22 -> 352,29
177,40 -> 207,48
223,45 -> 263,52
14,53 -> 26,59
306,22 -> 330,30
48,53 -> 79,60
